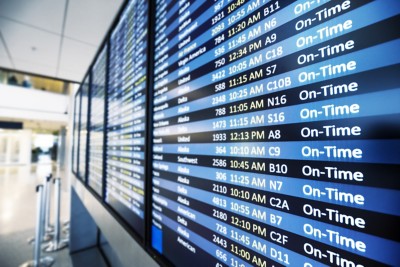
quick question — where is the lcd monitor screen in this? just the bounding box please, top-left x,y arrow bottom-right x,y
105,0 -> 149,238
72,90 -> 81,175
78,75 -> 90,181
88,46 -> 108,196
150,1 -> 400,266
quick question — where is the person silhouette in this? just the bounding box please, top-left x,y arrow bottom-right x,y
22,75 -> 32,88
8,74 -> 18,85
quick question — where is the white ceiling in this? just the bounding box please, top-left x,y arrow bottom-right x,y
0,0 -> 124,82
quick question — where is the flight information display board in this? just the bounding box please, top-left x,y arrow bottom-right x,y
72,90 -> 81,175
88,46 -> 107,196
106,0 -> 149,238
151,1 -> 400,267
78,75 -> 90,181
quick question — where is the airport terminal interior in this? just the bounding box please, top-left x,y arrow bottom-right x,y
0,1 -> 399,267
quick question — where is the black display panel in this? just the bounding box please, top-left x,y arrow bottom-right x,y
72,90 -> 81,175
88,45 -> 107,196
150,1 -> 400,267
78,75 -> 89,181
105,0 -> 149,238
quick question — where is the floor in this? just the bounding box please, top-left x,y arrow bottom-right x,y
0,155 -> 72,267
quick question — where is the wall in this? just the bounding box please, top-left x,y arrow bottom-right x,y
70,178 -> 159,267
0,83 -> 68,123
0,129 -> 31,165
